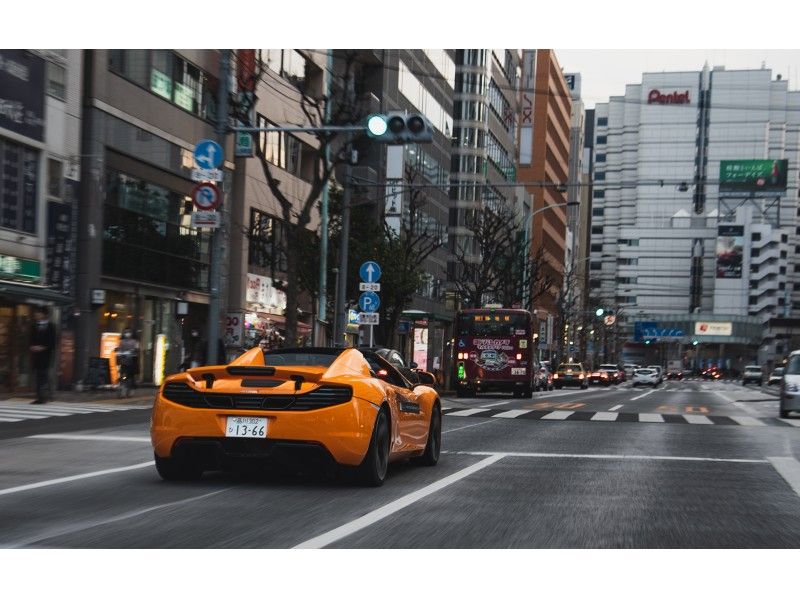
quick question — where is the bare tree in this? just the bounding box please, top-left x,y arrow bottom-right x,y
450,202 -> 519,308
376,163 -> 445,345
232,51 -> 368,345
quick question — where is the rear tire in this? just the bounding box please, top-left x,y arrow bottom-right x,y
415,405 -> 441,466
780,409 -> 791,419
356,408 -> 390,486
154,453 -> 203,481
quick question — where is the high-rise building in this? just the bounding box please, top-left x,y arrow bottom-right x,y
76,50 -> 228,383
517,49 -> 572,349
449,49 -> 522,303
0,50 -> 81,392
589,64 -> 800,367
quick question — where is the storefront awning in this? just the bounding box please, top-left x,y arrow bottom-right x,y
0,281 -> 73,305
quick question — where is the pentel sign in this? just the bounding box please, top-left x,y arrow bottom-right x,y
647,89 -> 690,105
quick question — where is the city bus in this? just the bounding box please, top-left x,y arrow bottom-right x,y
453,307 -> 535,398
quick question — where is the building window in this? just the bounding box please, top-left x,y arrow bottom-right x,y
596,135 -> 607,145
751,248 -> 760,257
616,295 -> 636,304
46,62 -> 66,101
782,234 -> 788,243
108,50 -> 216,119
593,190 -> 605,199
794,283 -> 800,291
103,169 -> 211,291
47,159 -> 63,198
590,262 -> 602,271
594,171 -> 605,181
256,114 -> 315,182
591,226 -> 603,235
0,137 -> 37,234
592,207 -> 604,217
248,208 -> 288,273
595,154 -> 606,163
795,246 -> 800,254
618,258 -> 638,266
590,279 -> 601,289
781,250 -> 787,259
780,266 -> 787,274
751,232 -> 761,242
590,243 -> 602,253
597,117 -> 608,126
749,296 -> 757,305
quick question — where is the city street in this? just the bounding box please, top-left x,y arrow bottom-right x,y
2,379 -> 799,548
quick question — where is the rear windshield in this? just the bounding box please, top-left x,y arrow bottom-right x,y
458,312 -> 529,337
785,358 -> 800,375
262,350 -> 341,368
774,367 -> 786,375
635,369 -> 653,374
745,366 -> 762,372
557,364 -> 583,372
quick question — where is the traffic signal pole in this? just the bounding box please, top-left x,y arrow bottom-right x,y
334,142 -> 354,346
207,49 -> 230,366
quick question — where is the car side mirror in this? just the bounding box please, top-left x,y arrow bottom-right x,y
375,369 -> 389,379
410,361 -> 419,369
416,371 -> 436,386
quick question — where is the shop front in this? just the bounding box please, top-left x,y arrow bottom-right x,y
243,272 -> 312,349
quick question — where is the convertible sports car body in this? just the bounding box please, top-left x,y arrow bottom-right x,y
150,347 -> 441,486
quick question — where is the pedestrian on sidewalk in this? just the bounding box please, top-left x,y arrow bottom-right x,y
30,306 -> 56,404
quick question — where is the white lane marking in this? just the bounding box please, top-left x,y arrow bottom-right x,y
591,412 -> 619,422
5,489 -> 230,548
442,419 -> 499,434
684,414 -> 713,425
541,410 -> 574,420
28,434 -> 151,443
492,409 -> 530,419
729,416 -> 766,427
480,401 -> 510,408
767,457 -> 800,498
447,408 -> 491,417
638,413 -> 664,423
445,450 -> 767,464
293,455 -> 504,549
630,389 -> 657,401
5,402 -> 117,413
609,404 -> 623,412
0,408 -> 72,418
0,462 -> 153,497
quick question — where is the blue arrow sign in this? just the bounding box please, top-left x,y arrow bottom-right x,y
359,261 -> 382,283
358,291 -> 380,312
194,139 -> 223,169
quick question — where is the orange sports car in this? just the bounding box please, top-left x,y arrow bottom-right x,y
150,347 -> 442,486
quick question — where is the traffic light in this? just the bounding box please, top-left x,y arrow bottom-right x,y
365,112 -> 433,144
692,340 -> 699,346
595,308 -> 604,317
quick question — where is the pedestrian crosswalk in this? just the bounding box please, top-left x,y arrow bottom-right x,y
0,401 -> 150,424
441,406 -> 800,428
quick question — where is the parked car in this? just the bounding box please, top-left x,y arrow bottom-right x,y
553,363 -> 587,389
741,365 -> 763,386
780,353 -> 799,418
632,368 -> 660,387
769,367 -> 785,386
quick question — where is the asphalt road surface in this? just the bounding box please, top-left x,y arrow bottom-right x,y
1,379 -> 799,548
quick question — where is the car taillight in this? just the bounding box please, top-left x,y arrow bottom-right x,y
579,374 -> 584,379
553,373 -> 559,379
516,353 -> 522,360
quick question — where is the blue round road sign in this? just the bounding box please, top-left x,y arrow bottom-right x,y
358,291 -> 380,312
194,139 -> 223,169
359,261 -> 382,283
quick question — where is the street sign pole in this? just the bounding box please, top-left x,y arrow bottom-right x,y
206,49 -> 230,366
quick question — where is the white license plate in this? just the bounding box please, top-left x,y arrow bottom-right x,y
511,368 -> 526,375
225,416 -> 267,438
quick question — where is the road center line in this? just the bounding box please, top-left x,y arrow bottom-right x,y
28,434 -> 151,443
480,401 -> 509,408
293,454 -> 504,549
609,404 -> 623,411
443,419 -> 500,434
0,462 -> 154,497
4,489 -> 230,548
444,450 -> 767,464
630,389 -> 657,401
767,457 -> 800,498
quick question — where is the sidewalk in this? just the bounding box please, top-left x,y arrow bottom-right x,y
0,386 -> 156,405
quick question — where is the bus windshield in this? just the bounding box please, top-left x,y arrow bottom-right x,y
457,313 -> 529,337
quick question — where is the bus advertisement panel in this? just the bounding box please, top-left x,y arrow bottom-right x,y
454,308 -> 535,397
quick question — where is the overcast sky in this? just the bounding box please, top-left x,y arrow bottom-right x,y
555,50 -> 800,108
